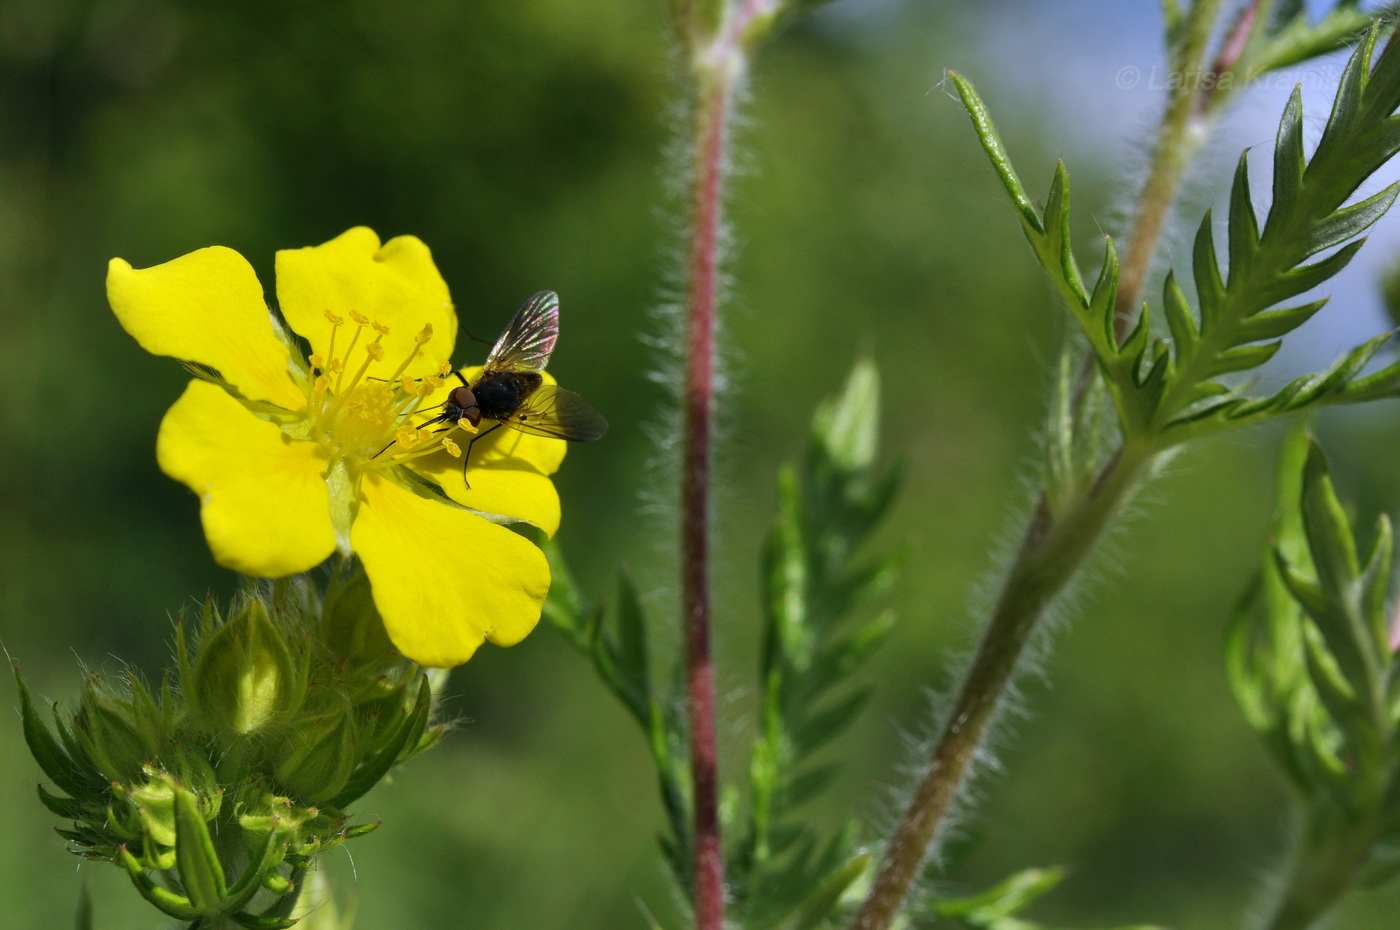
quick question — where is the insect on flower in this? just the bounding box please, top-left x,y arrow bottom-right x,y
419,291 -> 608,469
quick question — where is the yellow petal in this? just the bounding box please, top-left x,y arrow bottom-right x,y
157,381 -> 336,576
275,227 -> 457,378
108,249 -> 305,410
410,454 -> 562,537
423,366 -> 568,475
351,472 -> 549,667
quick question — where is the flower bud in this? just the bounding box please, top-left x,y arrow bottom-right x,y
192,600 -> 299,735
273,703 -> 358,803
321,571 -> 395,663
76,683 -> 156,784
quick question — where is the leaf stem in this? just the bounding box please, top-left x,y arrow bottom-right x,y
849,441 -> 1151,930
1115,0 -> 1230,334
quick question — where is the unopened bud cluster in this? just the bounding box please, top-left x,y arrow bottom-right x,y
16,576 -> 441,928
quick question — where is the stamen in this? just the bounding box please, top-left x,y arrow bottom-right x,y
438,362 -> 453,377
365,343 -> 385,362
384,323 -> 430,384
335,325 -> 363,394
372,321 -> 390,336
395,426 -> 418,448
442,437 -> 461,458
309,354 -> 325,371
314,375 -> 330,394
349,311 -> 370,326
324,309 -> 344,326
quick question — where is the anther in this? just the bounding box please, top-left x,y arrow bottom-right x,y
314,375 -> 330,394
442,437 -> 461,458
324,310 -> 344,326
372,321 -> 390,336
395,426 -> 417,448
438,362 -> 453,377
366,343 -> 385,361
309,354 -> 325,370
416,324 -> 434,344
349,311 -> 370,326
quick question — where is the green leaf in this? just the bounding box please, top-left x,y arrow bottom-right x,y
931,866 -> 1066,921
812,357 -> 880,473
590,572 -> 653,727
773,853 -> 870,930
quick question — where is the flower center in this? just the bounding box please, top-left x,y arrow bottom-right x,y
304,310 -> 472,470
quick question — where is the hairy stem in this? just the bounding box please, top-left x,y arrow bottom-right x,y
681,31 -> 747,930
1115,0 -> 1230,333
1264,828 -> 1375,930
849,443 -> 1151,930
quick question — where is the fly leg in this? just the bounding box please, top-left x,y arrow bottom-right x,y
460,422 -> 504,488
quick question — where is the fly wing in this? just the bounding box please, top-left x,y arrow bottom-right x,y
502,384 -> 608,442
484,291 -> 560,373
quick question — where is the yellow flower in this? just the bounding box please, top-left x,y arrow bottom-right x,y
108,227 -> 565,668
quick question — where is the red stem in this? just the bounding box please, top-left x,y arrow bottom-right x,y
684,63 -> 734,930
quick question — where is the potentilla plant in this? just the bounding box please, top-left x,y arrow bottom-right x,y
17,227 -> 599,925
548,3 -> 1400,930
22,1 -> 1400,929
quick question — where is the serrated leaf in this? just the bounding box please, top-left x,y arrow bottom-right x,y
1228,151 -> 1261,285
931,867 -> 1066,920
773,853 -> 871,930
1206,341 -> 1282,377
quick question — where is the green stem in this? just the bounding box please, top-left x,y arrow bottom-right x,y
1265,825 -> 1375,930
849,442 -> 1153,930
1114,0 -> 1230,334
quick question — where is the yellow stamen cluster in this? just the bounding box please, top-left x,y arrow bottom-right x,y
303,311 -> 468,471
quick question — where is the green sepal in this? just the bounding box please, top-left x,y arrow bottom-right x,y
173,783 -> 228,912
230,911 -> 298,929
15,668 -> 100,800
118,845 -> 200,920
38,783 -> 85,820
327,674 -> 430,809
223,826 -> 291,914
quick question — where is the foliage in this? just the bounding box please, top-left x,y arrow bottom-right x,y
1229,423 -> 1400,925
950,21 -> 1400,454
913,867 -> 1162,930
545,360 -> 902,928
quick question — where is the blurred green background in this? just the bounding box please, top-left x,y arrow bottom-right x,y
4,1 -> 1400,928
